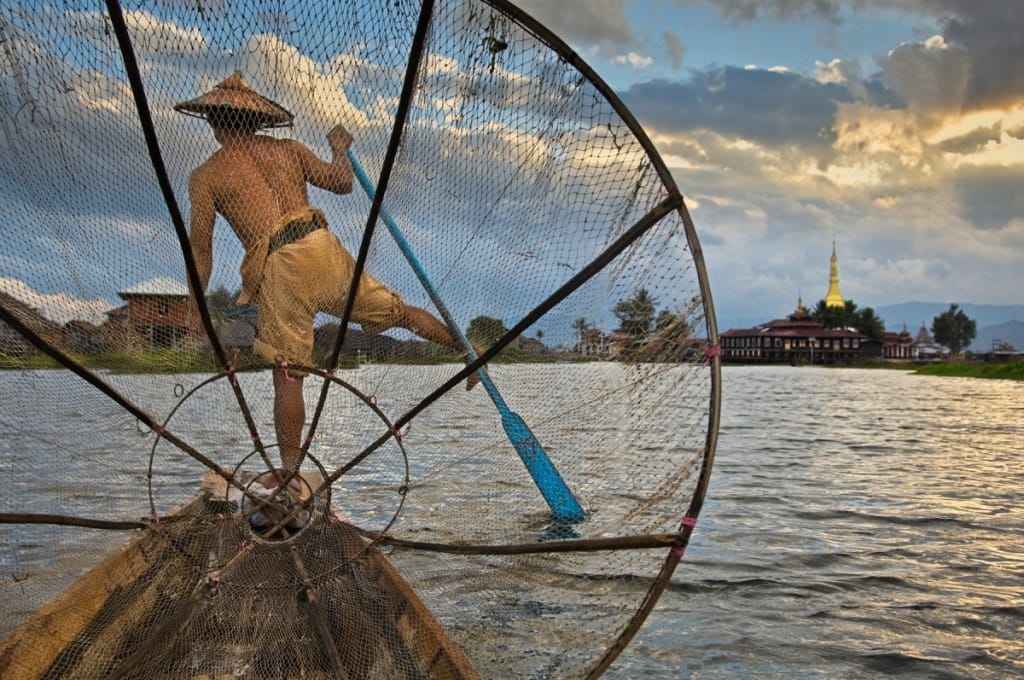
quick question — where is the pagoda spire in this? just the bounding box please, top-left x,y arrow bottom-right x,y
824,240 -> 845,308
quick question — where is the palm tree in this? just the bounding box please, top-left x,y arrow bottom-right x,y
612,288 -> 658,339
572,317 -> 589,352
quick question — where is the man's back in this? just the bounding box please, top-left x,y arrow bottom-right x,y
177,73 -> 475,471
191,135 -> 313,250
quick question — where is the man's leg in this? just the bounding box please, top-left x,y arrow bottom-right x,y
273,368 -> 306,470
400,305 -> 481,390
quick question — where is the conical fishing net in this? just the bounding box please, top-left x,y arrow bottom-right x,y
0,1 -> 721,677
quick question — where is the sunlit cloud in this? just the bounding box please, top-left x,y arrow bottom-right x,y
232,33 -> 370,133
125,10 -> 207,52
815,58 -> 867,99
613,52 -> 653,68
948,131 -> 1024,168
926,105 -> 1024,145
832,103 -> 926,168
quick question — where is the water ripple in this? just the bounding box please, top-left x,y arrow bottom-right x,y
613,366 -> 1024,679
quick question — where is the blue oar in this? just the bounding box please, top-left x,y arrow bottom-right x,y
348,149 -> 585,523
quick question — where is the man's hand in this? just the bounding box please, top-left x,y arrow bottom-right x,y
327,124 -> 353,151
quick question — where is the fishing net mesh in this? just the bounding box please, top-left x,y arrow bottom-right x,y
0,1 -> 720,677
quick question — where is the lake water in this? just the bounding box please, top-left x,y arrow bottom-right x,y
1,365 -> 1021,678
613,365 -> 1023,679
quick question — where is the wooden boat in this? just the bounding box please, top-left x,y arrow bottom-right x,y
0,471 -> 478,679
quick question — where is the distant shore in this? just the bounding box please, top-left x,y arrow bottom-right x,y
720,360 -> 1024,381
912,361 -> 1024,381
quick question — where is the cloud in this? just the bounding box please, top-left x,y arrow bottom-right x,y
690,0 -> 844,24
543,0 -> 1024,319
514,0 -> 634,52
0,277 -> 113,325
953,165 -> 1024,230
933,0 -> 1024,110
663,31 -> 685,69
689,0 -> 1024,113
879,35 -> 969,116
5,0 -> 1021,342
612,52 -> 653,68
516,0 -> 1024,119
814,58 -> 867,99
831,102 -> 926,170
621,67 -> 857,149
2,1 -> 703,350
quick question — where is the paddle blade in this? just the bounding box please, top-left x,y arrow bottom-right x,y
501,410 -> 586,523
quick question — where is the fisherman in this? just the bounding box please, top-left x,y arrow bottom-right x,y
177,72 -> 476,472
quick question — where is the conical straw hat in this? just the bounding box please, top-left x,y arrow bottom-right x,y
174,71 -> 293,129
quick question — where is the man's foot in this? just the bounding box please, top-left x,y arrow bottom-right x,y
242,470 -> 312,532
465,347 -> 485,391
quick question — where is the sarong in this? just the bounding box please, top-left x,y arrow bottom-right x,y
243,208 -> 405,370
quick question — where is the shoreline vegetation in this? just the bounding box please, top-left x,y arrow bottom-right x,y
781,360 -> 1024,381
715,358 -> 1024,381
3,349 -> 1021,380
910,361 -> 1024,381
843,359 -> 1024,380
0,343 -> 572,375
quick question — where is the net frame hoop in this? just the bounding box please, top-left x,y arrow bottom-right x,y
0,2 -> 725,675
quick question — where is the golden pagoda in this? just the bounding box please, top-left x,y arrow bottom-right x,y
824,241 -> 845,308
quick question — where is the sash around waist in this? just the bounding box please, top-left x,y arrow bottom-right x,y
268,211 -> 328,254
237,207 -> 328,305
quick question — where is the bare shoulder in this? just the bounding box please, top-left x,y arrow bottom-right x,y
188,157 -> 216,190
250,136 -> 308,170
276,136 -> 315,158
191,150 -> 226,179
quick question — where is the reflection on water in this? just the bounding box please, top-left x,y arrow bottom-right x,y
614,366 -> 1023,679
1,365 -> 1021,678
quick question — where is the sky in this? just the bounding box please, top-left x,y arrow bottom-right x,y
517,0 -> 1024,330
1,0 -> 1021,336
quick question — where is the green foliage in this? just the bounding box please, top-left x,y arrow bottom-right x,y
655,309 -> 676,331
81,349 -> 233,374
0,354 -> 61,369
855,306 -> 885,339
915,361 -> 1023,380
811,299 -> 885,339
612,288 -> 658,338
481,34 -> 508,55
811,299 -> 846,328
931,304 -> 976,356
466,315 -> 509,348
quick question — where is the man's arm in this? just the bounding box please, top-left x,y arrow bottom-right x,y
187,171 -> 216,301
292,124 -> 354,195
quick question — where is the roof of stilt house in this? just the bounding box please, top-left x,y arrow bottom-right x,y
117,277 -> 189,299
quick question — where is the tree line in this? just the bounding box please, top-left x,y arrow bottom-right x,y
809,299 -> 976,356
208,285 -> 979,359
465,287 -> 701,361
